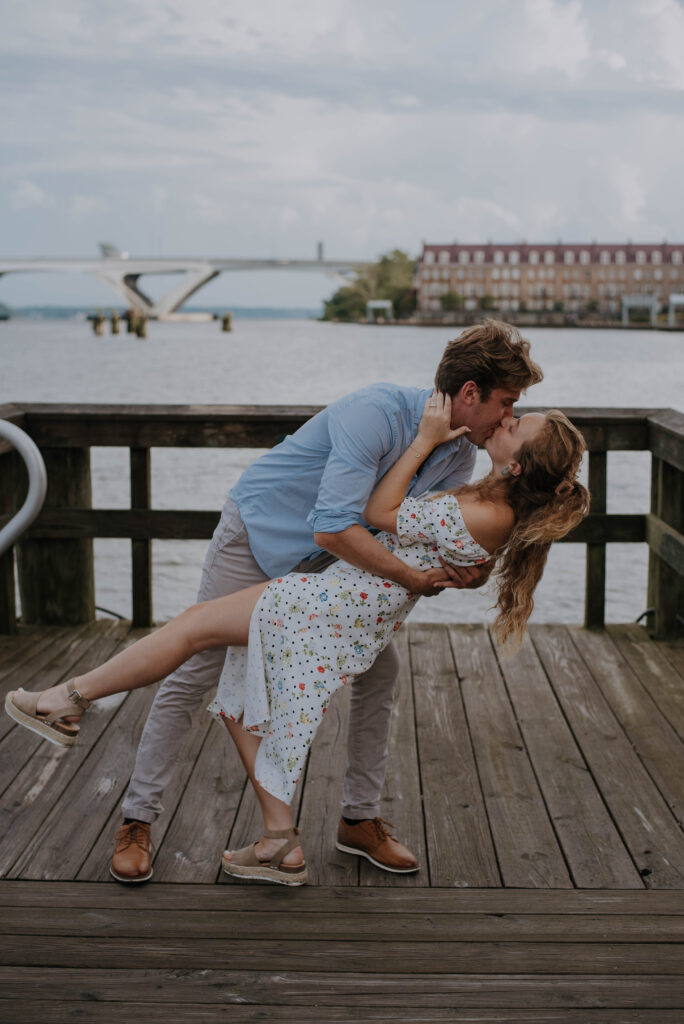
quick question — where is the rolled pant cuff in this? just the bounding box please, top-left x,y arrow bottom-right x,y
120,806 -> 157,826
341,805 -> 381,820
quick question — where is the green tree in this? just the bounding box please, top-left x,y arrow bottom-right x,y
322,249 -> 416,321
479,294 -> 495,311
442,290 -> 464,311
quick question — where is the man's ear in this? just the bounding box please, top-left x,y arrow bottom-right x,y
459,380 -> 480,405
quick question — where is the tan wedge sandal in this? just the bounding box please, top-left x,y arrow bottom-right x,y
222,827 -> 307,886
4,681 -> 91,747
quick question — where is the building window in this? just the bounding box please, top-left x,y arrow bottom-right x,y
580,250 -> 590,264
564,251 -> 575,264
457,268 -> 464,280
600,250 -> 611,264
634,269 -> 642,281
424,251 -> 435,264
441,267 -> 450,279
528,269 -> 535,280
673,251 -> 683,265
616,250 -> 626,264
651,250 -> 662,264
492,268 -> 500,280
474,250 -> 485,264
529,251 -> 539,264
458,251 -> 469,264
512,268 -> 520,280
439,250 -> 450,264
544,250 -> 555,264
636,250 -> 646,264
502,268 -> 510,280
494,251 -> 504,264
509,250 -> 519,264
654,269 -> 663,281
672,269 -> 679,280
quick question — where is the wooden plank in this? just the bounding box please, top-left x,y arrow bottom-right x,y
607,625 -> 684,743
360,630 -> 427,887
9,682 -> 159,880
569,627 -> 684,825
585,450 -> 607,628
295,680 -> 356,886
2,935 -> 682,973
1,1004 -> 681,1024
0,450 -> 18,633
1,967 -> 682,1009
410,624 -> 499,887
77,708 -> 216,882
150,718 -> 245,883
648,408 -> 684,473
646,513 -> 684,577
5,905 -> 684,941
448,625 -> 572,888
0,623 -> 130,876
530,625 -> 684,888
493,632 -> 641,888
130,446 -> 152,627
16,446 -> 95,625
2,881 -> 682,913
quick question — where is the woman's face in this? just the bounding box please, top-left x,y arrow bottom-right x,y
485,412 -> 546,470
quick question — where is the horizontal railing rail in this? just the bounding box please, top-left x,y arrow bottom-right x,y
0,404 -> 682,637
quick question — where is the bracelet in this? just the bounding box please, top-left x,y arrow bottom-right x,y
409,443 -> 427,459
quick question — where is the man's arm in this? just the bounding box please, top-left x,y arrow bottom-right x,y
314,524 -> 447,597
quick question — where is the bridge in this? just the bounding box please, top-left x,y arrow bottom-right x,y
0,244 -> 362,318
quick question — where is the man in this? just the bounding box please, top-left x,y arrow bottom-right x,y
111,320 -> 542,882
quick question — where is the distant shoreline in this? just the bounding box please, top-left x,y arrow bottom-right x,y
3,305 -> 322,321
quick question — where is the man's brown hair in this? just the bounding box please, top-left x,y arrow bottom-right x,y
435,319 -> 543,400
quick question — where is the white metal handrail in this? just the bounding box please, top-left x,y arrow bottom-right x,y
0,420 -> 47,556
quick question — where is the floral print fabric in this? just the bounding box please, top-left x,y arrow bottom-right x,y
208,493 -> 489,803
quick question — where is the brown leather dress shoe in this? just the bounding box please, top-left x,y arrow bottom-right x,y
336,817 -> 419,873
110,822 -> 153,883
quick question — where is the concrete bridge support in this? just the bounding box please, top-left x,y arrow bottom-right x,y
95,264 -> 220,318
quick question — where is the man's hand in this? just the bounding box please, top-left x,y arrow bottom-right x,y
433,556 -> 494,590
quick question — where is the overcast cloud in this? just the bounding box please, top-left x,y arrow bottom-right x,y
2,0 -> 684,306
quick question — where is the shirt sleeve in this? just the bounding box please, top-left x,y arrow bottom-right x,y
396,494 -> 489,565
307,396 -> 396,535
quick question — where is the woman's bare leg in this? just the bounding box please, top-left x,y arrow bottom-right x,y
222,717 -> 304,867
28,581 -> 270,716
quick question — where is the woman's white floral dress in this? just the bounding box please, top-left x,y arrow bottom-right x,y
208,494 -> 489,803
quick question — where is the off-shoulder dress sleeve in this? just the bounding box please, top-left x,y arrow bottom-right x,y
396,494 -> 490,565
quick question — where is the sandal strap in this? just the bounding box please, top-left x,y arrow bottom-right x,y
44,684 -> 91,724
264,827 -> 301,868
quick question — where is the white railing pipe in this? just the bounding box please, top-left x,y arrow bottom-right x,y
0,420 -> 47,556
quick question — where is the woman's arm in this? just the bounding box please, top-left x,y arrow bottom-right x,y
365,393 -> 469,533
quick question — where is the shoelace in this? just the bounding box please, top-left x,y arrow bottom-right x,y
370,818 -> 396,841
117,824 -> 149,850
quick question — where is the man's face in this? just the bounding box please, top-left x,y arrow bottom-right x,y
453,386 -> 519,445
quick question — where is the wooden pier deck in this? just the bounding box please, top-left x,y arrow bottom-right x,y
1,619 -> 683,1021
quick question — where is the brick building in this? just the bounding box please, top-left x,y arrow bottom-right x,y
416,242 -> 684,317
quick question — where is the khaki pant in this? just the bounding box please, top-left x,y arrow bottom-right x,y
122,499 -> 399,823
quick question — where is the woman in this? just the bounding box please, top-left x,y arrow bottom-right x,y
5,394 -> 589,885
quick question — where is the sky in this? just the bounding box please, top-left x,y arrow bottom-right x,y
2,0 -> 684,307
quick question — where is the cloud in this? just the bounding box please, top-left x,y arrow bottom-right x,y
10,179 -> 49,208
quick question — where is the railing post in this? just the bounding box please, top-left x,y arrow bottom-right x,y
647,455 -> 683,638
0,451 -> 18,632
584,450 -> 607,629
130,447 -> 152,627
16,448 -> 95,625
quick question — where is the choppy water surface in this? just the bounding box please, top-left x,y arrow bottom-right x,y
2,318 -> 682,625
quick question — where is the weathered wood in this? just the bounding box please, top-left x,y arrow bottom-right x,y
449,625 -> 572,888
0,452 -> 18,633
493,631 -> 641,888
410,624 -> 499,887
3,934 -> 682,973
1,966 -> 682,1010
606,625 -> 684,743
585,450 -> 607,628
360,631 -> 427,887
530,624 -> 684,887
569,626 -> 684,826
16,447 -> 95,625
0,1003 -> 681,1023
130,446 -> 152,627
647,456 -> 683,639
648,408 -> 684,473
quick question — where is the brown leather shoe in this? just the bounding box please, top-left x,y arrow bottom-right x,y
336,817 -> 419,873
110,822 -> 153,883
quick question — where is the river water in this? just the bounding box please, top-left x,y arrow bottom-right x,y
1,318 -> 682,626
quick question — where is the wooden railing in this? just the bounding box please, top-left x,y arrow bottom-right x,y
0,404 -> 682,637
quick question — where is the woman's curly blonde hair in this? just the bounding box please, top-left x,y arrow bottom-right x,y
455,409 -> 590,647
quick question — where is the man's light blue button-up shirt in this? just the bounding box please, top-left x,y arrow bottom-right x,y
230,383 -> 477,578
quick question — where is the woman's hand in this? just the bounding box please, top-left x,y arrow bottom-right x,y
414,392 -> 470,454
